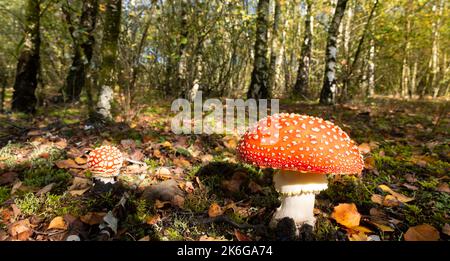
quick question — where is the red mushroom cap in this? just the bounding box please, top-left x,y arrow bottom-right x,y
236,113 -> 363,174
87,145 -> 123,177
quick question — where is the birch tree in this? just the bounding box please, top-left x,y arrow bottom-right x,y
319,0 -> 348,105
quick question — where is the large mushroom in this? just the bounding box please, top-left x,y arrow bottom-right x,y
237,113 -> 363,228
87,145 -> 123,184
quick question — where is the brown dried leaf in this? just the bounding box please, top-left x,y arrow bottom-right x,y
36,183 -> 55,196
0,172 -> 18,185
371,194 -> 384,205
234,229 -> 251,241
405,174 -> 418,183
332,203 -> 361,228
223,136 -> 238,150
8,219 -> 33,240
80,212 -> 107,225
173,158 -> 191,168
47,216 -> 67,230
208,203 -> 223,218
364,156 -> 375,170
55,159 -> 86,169
436,183 -> 450,193
404,224 -> 440,241
402,183 -> 419,191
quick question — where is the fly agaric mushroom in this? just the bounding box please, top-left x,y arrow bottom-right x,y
237,113 -> 363,228
87,145 -> 123,184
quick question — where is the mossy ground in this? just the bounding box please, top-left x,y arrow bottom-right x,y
0,97 -> 449,241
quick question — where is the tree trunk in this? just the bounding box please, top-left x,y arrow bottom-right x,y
268,0 -> 285,98
63,0 -> 99,102
340,0 -> 352,100
319,0 -> 348,105
367,39 -> 375,97
430,0 -> 444,99
94,0 -> 121,121
11,0 -> 40,113
293,0 -> 313,98
247,0 -> 270,100
401,0 -> 412,98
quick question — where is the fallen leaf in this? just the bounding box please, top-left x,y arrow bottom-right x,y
208,203 -> 223,218
371,194 -> 384,205
120,139 -> 136,149
171,195 -> 185,208
332,203 -> 361,228
223,136 -> 238,150
402,183 -> 419,191
161,141 -> 172,148
48,216 -> 67,230
154,200 -> 171,209
405,174 -> 417,183
364,156 -> 375,170
66,147 -> 83,159
353,226 -> 373,233
155,167 -> 171,176
146,215 -> 160,225
11,181 -> 23,195
173,158 -> 191,168
68,177 -> 92,196
383,195 -> 400,207
36,183 -> 55,196
11,204 -> 21,218
404,224 -> 440,241
436,183 -> 450,193
442,223 -> 450,236
0,172 -> 18,185
358,143 -> 371,154
378,184 -> 414,203
8,219 -> 33,240
55,159 -> 86,169
80,212 -> 107,225
234,229 -> 251,241
1,208 -> 13,223
200,154 -> 213,163
199,235 -> 228,241
138,235 -> 150,241
369,221 -> 394,232
348,231 -> 369,241
74,157 -> 87,165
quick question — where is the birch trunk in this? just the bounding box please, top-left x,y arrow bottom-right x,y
268,0 -> 285,98
247,0 -> 270,100
319,0 -> 348,105
94,0 -> 122,121
293,0 -> 313,98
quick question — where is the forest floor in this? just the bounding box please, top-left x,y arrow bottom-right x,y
0,97 -> 449,241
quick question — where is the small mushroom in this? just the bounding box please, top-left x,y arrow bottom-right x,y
237,113 -> 363,229
87,145 -> 123,184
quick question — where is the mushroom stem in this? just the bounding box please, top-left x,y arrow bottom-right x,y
270,170 -> 328,228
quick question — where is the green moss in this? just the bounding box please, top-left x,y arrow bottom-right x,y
23,167 -> 72,191
184,188 -> 211,213
0,187 -> 11,204
14,193 -> 41,216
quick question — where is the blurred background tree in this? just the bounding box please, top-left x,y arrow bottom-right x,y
0,0 -> 448,116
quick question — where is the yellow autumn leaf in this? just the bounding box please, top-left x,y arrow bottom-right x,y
47,216 -> 67,230
378,184 -> 414,203
208,203 -> 223,218
332,203 -> 361,228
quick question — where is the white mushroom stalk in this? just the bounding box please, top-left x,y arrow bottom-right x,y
270,170 -> 328,228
